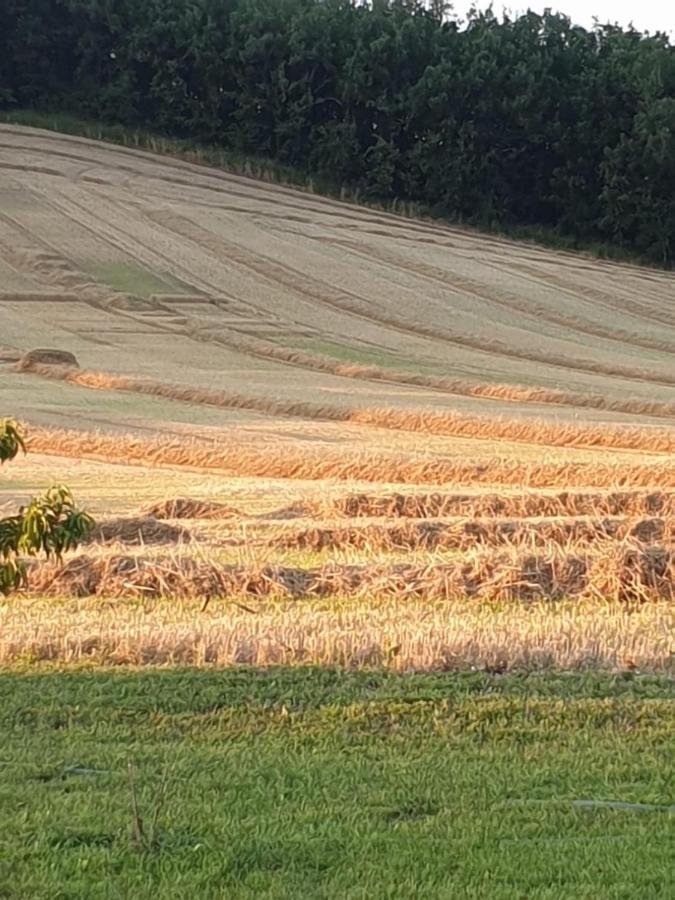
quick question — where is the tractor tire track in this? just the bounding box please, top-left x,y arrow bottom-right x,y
151,209 -> 675,389
322,236 -> 675,356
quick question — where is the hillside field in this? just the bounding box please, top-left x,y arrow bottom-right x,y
0,126 -> 674,898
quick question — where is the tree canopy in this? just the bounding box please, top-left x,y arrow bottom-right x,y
2,0 -> 673,265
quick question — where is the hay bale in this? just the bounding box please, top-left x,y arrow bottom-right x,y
141,498 -> 237,519
88,516 -> 191,545
17,348 -> 79,371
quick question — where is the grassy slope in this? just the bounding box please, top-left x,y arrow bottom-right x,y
1,668 -> 673,899
0,110 -> 655,269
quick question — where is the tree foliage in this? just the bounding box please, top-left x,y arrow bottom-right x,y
0,420 -> 93,595
1,1 -> 673,265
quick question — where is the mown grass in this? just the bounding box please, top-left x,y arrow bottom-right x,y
0,109 -> 659,270
86,262 -> 191,298
0,668 -> 673,899
289,338 -> 445,375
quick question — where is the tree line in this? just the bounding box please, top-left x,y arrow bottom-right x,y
2,0 -> 674,265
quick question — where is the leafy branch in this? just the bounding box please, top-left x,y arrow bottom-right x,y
0,420 -> 93,595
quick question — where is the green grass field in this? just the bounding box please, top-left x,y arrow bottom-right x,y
1,668 -> 673,899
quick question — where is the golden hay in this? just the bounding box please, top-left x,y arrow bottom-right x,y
25,426 -> 675,488
28,543 -> 675,603
185,325 -> 675,420
349,407 -> 675,453
328,490 -> 675,518
20,362 -> 675,453
140,498 -> 238,519
89,516 -> 190,545
272,517 -> 670,553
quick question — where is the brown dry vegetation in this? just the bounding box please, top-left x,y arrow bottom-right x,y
1,127 -> 674,675
1,595 -> 671,672
20,361 -> 675,453
1,427 -> 672,672
23,427 -> 675,488
16,347 -> 79,369
271,517 -> 671,552
141,498 -> 238,519
26,541 -> 674,604
326,490 -> 675,518
88,516 -> 191,545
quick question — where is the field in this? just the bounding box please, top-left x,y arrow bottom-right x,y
2,124 -> 675,434
1,669 -> 674,899
0,125 -> 674,897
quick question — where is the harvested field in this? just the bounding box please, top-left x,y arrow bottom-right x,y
1,126 -> 674,674
271,517 -> 671,552
27,542 -> 675,604
1,594 -> 671,672
0,429 -> 670,671
1,125 -> 675,439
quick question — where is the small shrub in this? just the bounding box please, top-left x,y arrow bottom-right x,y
0,419 -> 93,595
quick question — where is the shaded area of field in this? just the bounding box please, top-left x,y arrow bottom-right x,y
1,669 -> 672,899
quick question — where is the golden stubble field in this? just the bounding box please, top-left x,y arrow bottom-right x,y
0,126 -> 673,673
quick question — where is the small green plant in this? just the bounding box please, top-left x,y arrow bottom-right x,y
0,419 -> 93,595
0,419 -> 25,463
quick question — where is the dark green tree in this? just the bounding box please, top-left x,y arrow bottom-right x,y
1,0 -> 673,265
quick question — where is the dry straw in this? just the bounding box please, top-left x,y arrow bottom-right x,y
182,323 -> 675,420
20,362 -> 675,454
26,426 -> 675,488
326,490 -> 675,519
27,540 -> 675,604
271,516 -> 671,553
1,594 -> 671,673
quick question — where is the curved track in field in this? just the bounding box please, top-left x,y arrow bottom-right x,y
1,124 -> 675,441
